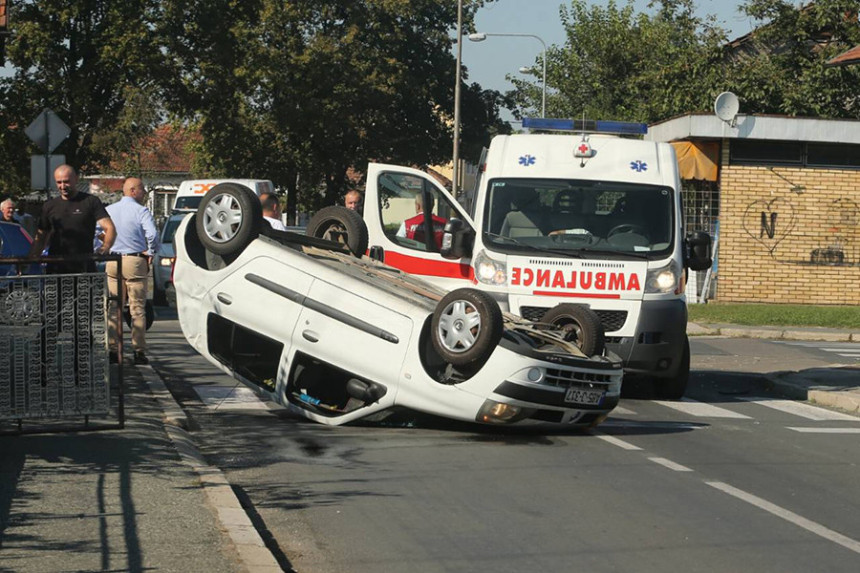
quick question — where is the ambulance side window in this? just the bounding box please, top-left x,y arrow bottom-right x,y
377,173 -> 452,253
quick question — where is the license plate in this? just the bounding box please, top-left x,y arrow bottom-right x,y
564,387 -> 605,406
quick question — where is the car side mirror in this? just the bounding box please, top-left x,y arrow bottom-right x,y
685,231 -> 712,271
440,218 -> 474,260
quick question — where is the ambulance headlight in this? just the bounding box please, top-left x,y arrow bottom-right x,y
474,250 -> 507,285
645,261 -> 682,294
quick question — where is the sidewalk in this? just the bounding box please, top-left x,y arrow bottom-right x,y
689,321 -> 860,414
0,362 -> 278,573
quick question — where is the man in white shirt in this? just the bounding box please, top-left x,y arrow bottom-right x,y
262,194 -> 287,231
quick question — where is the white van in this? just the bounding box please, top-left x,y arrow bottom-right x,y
173,179 -> 275,212
360,118 -> 711,399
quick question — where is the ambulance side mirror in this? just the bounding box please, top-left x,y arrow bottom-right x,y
685,231 -> 712,271
440,218 -> 473,259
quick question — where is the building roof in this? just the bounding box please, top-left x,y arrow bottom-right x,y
646,113 -> 860,145
826,45 -> 860,66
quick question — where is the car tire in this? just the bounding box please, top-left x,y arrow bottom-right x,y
655,335 -> 690,400
307,206 -> 369,257
195,183 -> 262,257
540,304 -> 605,356
431,288 -> 503,367
124,299 -> 155,331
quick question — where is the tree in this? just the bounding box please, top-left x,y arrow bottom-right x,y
510,0 -> 727,123
727,0 -> 860,117
1,0 -> 168,175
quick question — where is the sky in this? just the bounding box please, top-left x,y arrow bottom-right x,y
461,0 -> 755,120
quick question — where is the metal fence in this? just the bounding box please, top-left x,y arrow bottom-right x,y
0,265 -> 123,429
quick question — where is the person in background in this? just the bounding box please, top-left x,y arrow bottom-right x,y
29,164 -> 116,274
105,177 -> 159,365
344,189 -> 362,212
396,193 -> 446,249
1,198 -> 18,224
261,194 -> 287,231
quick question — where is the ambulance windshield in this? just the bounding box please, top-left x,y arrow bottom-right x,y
483,179 -> 674,257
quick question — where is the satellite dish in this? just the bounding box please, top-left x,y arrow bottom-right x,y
714,92 -> 740,127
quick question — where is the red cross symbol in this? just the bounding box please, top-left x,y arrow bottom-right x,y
578,143 -> 590,153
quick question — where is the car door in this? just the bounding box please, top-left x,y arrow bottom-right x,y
204,254 -> 314,396
364,163 -> 476,292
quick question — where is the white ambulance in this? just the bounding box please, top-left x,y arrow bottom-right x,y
360,118 -> 711,399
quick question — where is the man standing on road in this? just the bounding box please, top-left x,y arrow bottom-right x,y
29,164 -> 116,273
261,194 -> 287,231
105,177 -> 159,365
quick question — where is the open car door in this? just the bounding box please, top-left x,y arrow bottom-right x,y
363,163 -> 476,292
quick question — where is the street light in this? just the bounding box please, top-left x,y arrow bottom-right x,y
469,32 -> 547,118
452,0 -> 463,197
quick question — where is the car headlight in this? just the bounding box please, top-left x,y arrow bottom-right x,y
645,261 -> 682,294
159,257 -> 175,268
473,250 -> 507,285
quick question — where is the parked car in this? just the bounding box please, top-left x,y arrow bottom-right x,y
153,212 -> 188,306
0,221 -> 40,278
173,183 -> 623,428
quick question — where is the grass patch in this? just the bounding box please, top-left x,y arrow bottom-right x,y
688,303 -> 860,329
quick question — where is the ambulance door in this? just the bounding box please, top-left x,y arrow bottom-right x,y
364,163 -> 475,291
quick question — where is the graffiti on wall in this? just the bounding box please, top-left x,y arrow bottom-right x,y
742,196 -> 859,265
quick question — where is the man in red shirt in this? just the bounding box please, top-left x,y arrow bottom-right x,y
396,193 -> 446,249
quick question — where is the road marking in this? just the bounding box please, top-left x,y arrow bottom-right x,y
835,353 -> 860,358
706,481 -> 860,555
654,398 -> 752,419
593,433 -> 642,450
648,457 -> 693,472
739,397 -> 859,421
194,386 -> 269,410
787,427 -> 860,434
611,406 -> 637,416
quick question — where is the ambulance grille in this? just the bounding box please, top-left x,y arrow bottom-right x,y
544,368 -> 613,388
520,306 -> 628,333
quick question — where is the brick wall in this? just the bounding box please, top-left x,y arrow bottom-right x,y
717,142 -> 860,304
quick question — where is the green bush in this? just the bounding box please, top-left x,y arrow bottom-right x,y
688,303 -> 860,329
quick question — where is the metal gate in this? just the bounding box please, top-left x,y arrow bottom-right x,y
0,273 -> 114,423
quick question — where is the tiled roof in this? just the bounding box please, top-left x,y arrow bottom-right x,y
826,45 -> 860,66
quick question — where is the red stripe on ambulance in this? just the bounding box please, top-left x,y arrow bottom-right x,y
385,251 -> 474,280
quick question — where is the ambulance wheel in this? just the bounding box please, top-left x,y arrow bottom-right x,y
432,288 -> 503,367
196,183 -> 262,257
307,206 -> 369,257
124,300 -> 155,331
656,336 -> 690,400
540,304 -> 605,356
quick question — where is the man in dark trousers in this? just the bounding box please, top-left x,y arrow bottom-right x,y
29,164 -> 116,272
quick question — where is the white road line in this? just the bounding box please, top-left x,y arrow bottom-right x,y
654,398 -> 752,419
648,457 -> 693,472
739,397 -> 859,421
835,353 -> 860,358
194,385 -> 269,410
787,427 -> 860,434
611,406 -> 637,416
593,433 -> 642,451
706,481 -> 860,555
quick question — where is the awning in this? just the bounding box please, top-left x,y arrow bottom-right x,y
670,141 -> 719,182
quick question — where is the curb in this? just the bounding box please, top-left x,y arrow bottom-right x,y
138,363 -> 284,573
761,371 -> 860,414
688,323 -> 860,342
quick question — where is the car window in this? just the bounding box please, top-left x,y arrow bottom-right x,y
161,216 -> 187,245
377,172 -> 455,253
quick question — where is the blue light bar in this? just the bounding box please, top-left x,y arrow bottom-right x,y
522,117 -> 648,135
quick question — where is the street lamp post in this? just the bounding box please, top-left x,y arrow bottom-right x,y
452,0 -> 463,197
469,32 -> 547,118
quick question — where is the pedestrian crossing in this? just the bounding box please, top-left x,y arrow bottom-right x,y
610,396 -> 859,429
776,340 -> 860,360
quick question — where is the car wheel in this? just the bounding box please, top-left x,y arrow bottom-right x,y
540,304 -> 605,356
307,206 -> 369,257
195,183 -> 262,256
124,300 -> 155,331
655,335 -> 690,400
431,288 -> 503,366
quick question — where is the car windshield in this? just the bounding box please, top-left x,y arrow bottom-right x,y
161,216 -> 187,245
482,178 -> 674,258
174,196 -> 203,211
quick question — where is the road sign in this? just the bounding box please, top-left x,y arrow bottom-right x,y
31,154 -> 65,191
25,108 -> 71,154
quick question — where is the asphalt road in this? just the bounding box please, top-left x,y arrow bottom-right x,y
148,311 -> 860,573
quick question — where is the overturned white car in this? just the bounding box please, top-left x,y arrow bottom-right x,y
173,183 -> 623,427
